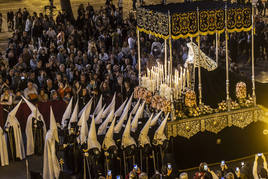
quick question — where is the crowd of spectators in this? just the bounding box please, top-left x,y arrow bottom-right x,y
0,2 -> 141,110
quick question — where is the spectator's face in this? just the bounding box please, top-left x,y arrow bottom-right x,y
18,57 -> 23,63
59,82 -> 64,88
82,89 -> 87,96
4,89 -> 9,95
81,75 -> 86,83
56,74 -> 62,82
59,64 -> 65,72
16,91 -> 21,96
47,79 -> 52,87
28,82 -> 33,90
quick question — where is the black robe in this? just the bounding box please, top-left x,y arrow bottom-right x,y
32,118 -> 45,155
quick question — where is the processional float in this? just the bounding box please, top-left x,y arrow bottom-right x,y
135,1 -> 265,139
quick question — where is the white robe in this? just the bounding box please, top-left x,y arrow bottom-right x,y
43,130 -> 60,179
0,127 -> 9,166
5,116 -> 25,160
25,113 -> 47,156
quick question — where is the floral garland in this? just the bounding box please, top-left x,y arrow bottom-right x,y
134,87 -> 171,112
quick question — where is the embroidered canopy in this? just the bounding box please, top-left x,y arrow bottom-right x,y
137,2 -> 252,39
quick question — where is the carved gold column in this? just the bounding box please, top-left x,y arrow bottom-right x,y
251,4 -> 256,106
137,29 -> 141,85
225,5 -> 230,111
168,11 -> 175,121
197,7 -> 202,105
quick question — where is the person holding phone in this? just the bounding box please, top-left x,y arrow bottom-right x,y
253,153 -> 268,179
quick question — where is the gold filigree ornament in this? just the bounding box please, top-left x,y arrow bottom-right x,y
174,120 -> 201,139
205,116 -> 228,134
231,110 -> 253,128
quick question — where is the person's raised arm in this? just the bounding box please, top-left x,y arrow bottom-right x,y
253,154 -> 259,179
262,154 -> 268,171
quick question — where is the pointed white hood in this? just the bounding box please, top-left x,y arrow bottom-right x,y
114,109 -> 129,134
150,111 -> 163,127
95,105 -> 106,125
5,100 -> 25,160
138,114 -> 153,147
88,116 -> 101,151
93,95 -> 102,115
153,112 -> 169,145
50,107 -> 59,143
61,97 -> 73,127
8,100 -> 22,119
130,98 -> 140,115
97,108 -> 114,135
79,110 -> 88,144
68,99 -> 79,130
114,98 -> 128,117
121,114 -> 136,148
78,98 -> 93,126
22,96 -> 41,116
131,101 -> 145,132
102,117 -> 116,150
102,93 -> 116,118
78,98 -> 93,118
123,93 -> 133,113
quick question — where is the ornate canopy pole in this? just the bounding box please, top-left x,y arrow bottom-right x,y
225,4 -> 230,111
197,7 -> 202,105
168,10 -> 175,121
164,39 -> 168,83
216,32 -> 219,67
137,29 -> 141,85
168,11 -> 173,88
251,3 -> 256,106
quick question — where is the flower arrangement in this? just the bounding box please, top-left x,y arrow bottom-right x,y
185,90 -> 197,108
216,100 -> 240,112
134,87 -> 171,112
236,82 -> 247,99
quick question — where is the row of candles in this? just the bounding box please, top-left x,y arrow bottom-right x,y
141,61 -> 190,100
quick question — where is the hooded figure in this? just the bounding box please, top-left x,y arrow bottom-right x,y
68,99 -> 79,133
123,93 -> 133,114
102,93 -> 116,119
114,98 -> 128,117
86,116 -> 102,179
0,127 -> 9,166
4,100 -> 25,161
94,105 -> 106,125
78,98 -> 93,122
65,100 -> 81,174
61,97 -> 73,128
121,114 -> 136,150
114,109 -> 129,134
23,96 -> 47,156
93,95 -> 102,115
130,98 -> 140,115
138,114 -> 153,148
131,101 -> 145,132
150,111 -> 162,127
98,107 -> 114,135
79,109 -> 88,145
102,117 -> 116,151
43,107 -> 60,179
87,116 -> 101,152
153,113 -> 169,146
121,114 -> 136,172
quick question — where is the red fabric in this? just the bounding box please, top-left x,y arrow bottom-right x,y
0,100 -> 67,130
